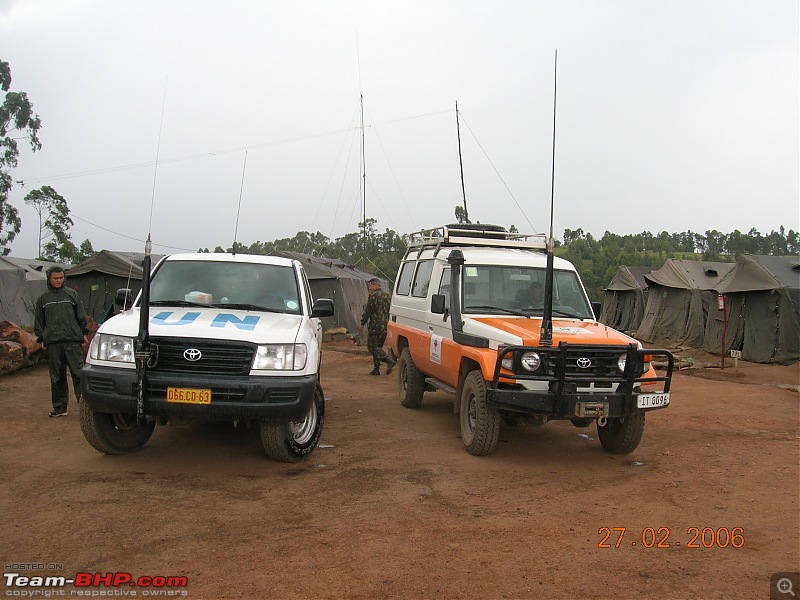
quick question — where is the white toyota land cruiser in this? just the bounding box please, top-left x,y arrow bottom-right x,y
79,252 -> 334,462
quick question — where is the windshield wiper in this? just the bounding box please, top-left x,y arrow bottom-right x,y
517,306 -> 589,320
208,303 -> 281,313
551,308 -> 587,319
149,300 -> 207,307
465,305 -> 529,317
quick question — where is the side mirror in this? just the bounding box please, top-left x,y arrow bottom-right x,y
591,301 -> 602,320
431,294 -> 446,315
311,298 -> 335,318
115,289 -> 133,311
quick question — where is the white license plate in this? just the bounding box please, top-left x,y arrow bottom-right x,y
637,392 -> 670,409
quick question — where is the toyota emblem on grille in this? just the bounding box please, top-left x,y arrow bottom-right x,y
576,357 -> 592,369
183,348 -> 202,362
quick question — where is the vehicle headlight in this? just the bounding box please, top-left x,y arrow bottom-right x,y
501,356 -> 514,370
253,344 -> 307,370
618,353 -> 647,375
520,351 -> 541,372
91,334 -> 135,363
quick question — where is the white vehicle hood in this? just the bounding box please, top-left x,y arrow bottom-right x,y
98,307 -> 303,343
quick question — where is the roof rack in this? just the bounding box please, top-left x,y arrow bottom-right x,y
407,225 -> 547,251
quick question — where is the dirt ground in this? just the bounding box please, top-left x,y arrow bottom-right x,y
1,341 -> 798,600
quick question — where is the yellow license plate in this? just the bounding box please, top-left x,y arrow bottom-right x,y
166,387 -> 212,405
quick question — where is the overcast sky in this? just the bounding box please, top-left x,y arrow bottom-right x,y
2,0 -> 798,259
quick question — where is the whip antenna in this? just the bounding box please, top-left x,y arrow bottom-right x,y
233,151 -> 248,255
148,77 -> 168,234
549,51 -> 557,243
455,101 -> 469,223
136,77 -> 167,423
540,50 -> 558,347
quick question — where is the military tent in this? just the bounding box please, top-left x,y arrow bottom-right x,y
0,257 -> 36,326
66,251 -> 164,322
0,257 -> 61,326
703,254 -> 800,364
635,259 -> 735,348
270,250 -> 389,335
599,266 -> 653,333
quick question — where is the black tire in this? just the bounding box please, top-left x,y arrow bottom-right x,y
398,347 -> 425,408
79,400 -> 155,455
261,384 -> 324,462
597,413 -> 645,454
460,370 -> 500,456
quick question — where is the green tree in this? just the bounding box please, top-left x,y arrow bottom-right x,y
0,59 -> 42,254
75,238 -> 95,263
23,185 -> 73,259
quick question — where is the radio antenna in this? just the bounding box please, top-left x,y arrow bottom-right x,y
148,77 -> 168,235
136,77 -> 167,423
233,150 -> 248,255
455,101 -> 470,223
540,50 -> 558,347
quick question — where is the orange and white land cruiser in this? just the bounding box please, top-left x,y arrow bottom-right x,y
386,224 -> 673,456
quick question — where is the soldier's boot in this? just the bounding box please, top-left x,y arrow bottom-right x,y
369,362 -> 381,376
383,356 -> 396,375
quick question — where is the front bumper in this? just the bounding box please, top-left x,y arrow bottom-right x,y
488,342 -> 673,418
81,364 -> 317,421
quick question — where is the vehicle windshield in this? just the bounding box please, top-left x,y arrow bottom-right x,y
148,260 -> 302,314
461,265 -> 594,319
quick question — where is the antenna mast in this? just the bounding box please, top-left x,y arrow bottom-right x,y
233,151 -> 248,255
136,77 -> 167,423
359,94 -> 367,265
455,101 -> 469,223
540,50 -> 558,347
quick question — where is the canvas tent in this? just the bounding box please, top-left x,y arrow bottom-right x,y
599,266 -> 653,333
0,257 -> 37,326
635,259 -> 735,348
703,254 -> 800,364
0,257 -> 58,326
270,250 -> 389,335
66,251 -> 164,322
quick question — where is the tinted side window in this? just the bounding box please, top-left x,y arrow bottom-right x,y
411,260 -> 435,298
396,261 -> 415,296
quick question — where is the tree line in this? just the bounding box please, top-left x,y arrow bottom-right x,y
200,221 -> 797,302
558,227 -> 798,301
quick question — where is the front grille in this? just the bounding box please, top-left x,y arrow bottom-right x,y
498,343 -> 644,384
543,347 -> 624,379
149,338 -> 255,376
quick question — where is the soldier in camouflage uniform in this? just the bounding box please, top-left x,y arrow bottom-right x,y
360,278 -> 396,376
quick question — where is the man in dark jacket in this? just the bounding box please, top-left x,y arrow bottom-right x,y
359,277 -> 396,376
34,266 -> 88,417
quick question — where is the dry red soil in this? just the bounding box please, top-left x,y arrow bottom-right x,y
1,342 -> 798,599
